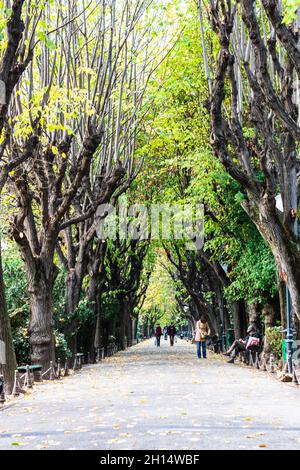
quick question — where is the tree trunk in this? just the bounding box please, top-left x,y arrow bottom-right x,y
276,267 -> 287,332
131,319 -> 137,344
94,312 -> 102,349
243,199 -> 300,322
118,298 -> 128,350
88,270 -> 104,351
77,321 -> 97,362
27,262 -> 56,371
65,271 -> 82,317
64,271 -> 82,356
0,241 -> 16,394
29,281 -> 55,370
247,303 -> 260,330
87,242 -> 106,350
126,316 -> 133,347
232,300 -> 247,339
206,303 -> 218,338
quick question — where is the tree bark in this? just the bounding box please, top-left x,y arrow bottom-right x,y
88,274 -> 103,352
0,241 -> 16,393
247,303 -> 260,330
243,198 -> 300,322
88,242 -> 106,350
64,271 -> 83,356
118,297 -> 128,350
232,300 -> 247,339
131,319 -> 137,344
28,262 -> 56,370
126,316 -> 133,347
278,274 -> 286,332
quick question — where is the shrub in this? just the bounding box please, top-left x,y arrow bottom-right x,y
108,335 -> 116,345
54,331 -> 72,361
12,324 -> 30,364
265,326 -> 282,360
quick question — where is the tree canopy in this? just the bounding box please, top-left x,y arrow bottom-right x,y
1,0 -> 300,391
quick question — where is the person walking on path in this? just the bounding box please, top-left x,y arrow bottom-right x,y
194,316 -> 211,359
163,326 -> 168,341
154,324 -> 162,347
167,322 -> 177,346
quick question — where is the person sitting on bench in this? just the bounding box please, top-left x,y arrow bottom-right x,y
225,325 -> 262,364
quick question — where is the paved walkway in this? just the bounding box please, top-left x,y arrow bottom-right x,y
1,339 -> 300,450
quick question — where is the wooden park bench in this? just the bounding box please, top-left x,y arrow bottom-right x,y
73,353 -> 84,370
17,364 -> 43,383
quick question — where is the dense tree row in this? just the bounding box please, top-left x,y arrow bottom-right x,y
1,0 -> 300,393
0,0 -> 175,390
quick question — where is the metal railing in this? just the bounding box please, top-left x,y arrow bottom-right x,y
237,350 -> 299,386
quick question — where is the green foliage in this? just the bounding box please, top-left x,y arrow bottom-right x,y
282,0 -> 300,23
3,252 -> 71,362
3,254 -> 30,363
3,254 -> 29,319
265,326 -> 283,360
225,236 -> 277,305
101,290 -> 122,323
72,298 -> 94,324
137,0 -> 279,313
12,321 -> 30,364
54,331 -> 72,360
136,3 -> 209,201
107,335 -> 116,345
202,291 -> 215,303
53,267 -> 66,325
141,254 -> 178,325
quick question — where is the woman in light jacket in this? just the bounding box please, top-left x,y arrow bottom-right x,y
194,315 -> 211,359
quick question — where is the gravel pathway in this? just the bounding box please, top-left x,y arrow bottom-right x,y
1,338 -> 300,450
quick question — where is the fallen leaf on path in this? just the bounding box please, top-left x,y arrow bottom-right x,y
45,440 -> 60,446
246,432 -> 266,439
107,438 -> 126,444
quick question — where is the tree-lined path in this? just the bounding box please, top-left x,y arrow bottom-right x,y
1,340 -> 300,450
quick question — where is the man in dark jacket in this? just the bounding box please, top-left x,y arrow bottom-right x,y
226,325 -> 262,363
154,324 -> 162,347
167,322 -> 177,346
